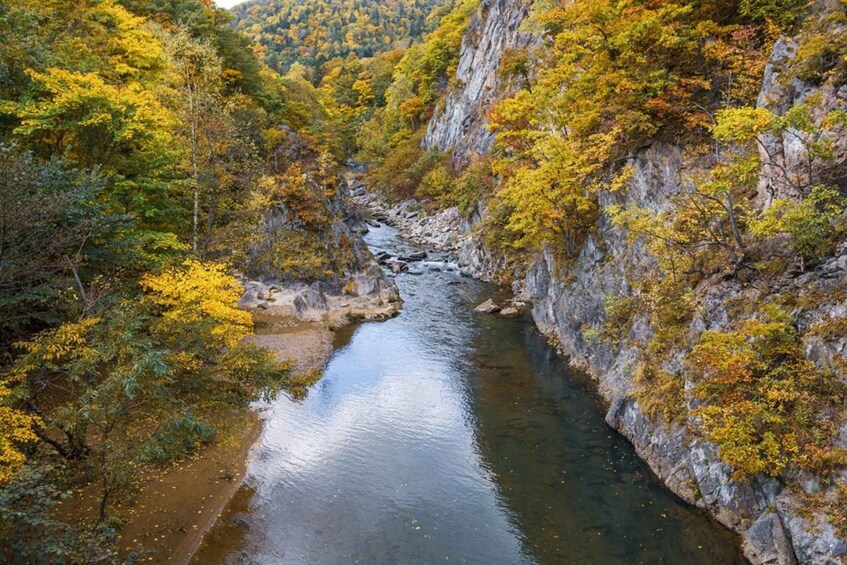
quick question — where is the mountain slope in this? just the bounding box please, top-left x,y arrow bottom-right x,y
231,0 -> 454,73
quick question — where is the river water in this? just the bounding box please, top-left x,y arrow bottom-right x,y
196,224 -> 745,564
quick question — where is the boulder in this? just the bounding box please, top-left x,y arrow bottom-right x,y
400,251 -> 428,262
500,307 -> 520,318
474,299 -> 500,314
389,259 -> 408,274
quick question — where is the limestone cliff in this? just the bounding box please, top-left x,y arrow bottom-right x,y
419,0 -> 847,562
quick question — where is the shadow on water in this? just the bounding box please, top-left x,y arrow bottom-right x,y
193,224 -> 746,565
465,312 -> 745,564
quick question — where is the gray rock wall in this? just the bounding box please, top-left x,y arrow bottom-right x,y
423,0 -> 534,166
425,0 -> 847,562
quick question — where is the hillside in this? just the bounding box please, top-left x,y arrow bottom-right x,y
231,0 -> 454,74
0,0 -> 396,560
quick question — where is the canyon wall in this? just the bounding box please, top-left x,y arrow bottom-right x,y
421,0 -> 847,562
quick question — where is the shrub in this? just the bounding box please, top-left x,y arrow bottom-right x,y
751,184 -> 845,269
691,305 -> 847,480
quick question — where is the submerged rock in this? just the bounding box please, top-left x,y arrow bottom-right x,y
474,299 -> 500,314
499,307 -> 520,318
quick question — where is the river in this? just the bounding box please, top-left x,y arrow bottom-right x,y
193,224 -> 746,564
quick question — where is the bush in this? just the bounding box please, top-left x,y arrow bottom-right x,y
751,184 -> 845,269
691,305 -> 847,480
417,163 -> 453,200
365,131 -> 447,199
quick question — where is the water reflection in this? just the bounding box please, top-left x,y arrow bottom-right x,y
195,225 -> 745,564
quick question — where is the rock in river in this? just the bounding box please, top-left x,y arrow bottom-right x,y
474,299 -> 500,314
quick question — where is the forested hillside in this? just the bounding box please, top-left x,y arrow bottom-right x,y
0,0 -> 367,560
231,0 -> 454,75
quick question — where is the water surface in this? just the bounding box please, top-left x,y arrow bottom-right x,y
195,225 -> 745,564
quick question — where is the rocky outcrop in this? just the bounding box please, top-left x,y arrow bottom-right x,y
239,274 -> 400,328
413,0 -> 847,562
511,142 -> 847,564
423,0 -> 534,166
241,173 -> 402,328
755,31 -> 847,206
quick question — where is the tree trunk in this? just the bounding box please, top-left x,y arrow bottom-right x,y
188,79 -> 201,255
191,117 -> 200,255
725,190 -> 745,256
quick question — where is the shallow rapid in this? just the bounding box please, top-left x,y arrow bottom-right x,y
196,224 -> 745,564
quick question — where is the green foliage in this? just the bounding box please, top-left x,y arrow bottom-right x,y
751,184 -> 845,266
691,305 -> 847,480
357,0 -> 476,182
0,0 -> 360,555
365,130 -> 446,198
418,162 -> 454,200
738,0 -> 808,30
144,411 -> 216,464
0,464 -> 118,564
0,145 -> 107,341
2,260 -> 293,526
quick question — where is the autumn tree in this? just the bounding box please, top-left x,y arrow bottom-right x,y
4,260 -> 294,521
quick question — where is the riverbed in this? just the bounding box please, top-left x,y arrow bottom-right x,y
193,224 -> 745,564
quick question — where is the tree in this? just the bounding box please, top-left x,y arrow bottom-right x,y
0,145 -> 107,341
4,260 -> 292,521
162,27 -> 224,254
751,184 -> 845,270
691,306 -> 847,479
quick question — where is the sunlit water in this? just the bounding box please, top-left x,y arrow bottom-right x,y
198,225 -> 745,564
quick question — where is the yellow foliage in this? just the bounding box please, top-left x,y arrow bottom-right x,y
0,319 -> 102,483
12,67 -> 174,169
712,107 -> 774,142
691,306 -> 847,480
141,260 -> 252,350
89,0 -> 165,78
0,384 -> 41,484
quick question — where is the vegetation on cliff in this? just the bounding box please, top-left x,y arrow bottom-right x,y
341,0 -> 847,507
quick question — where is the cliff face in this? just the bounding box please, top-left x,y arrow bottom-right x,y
423,0 -> 534,166
423,0 -> 847,563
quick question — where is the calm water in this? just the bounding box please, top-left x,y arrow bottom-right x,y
196,225 -> 745,564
